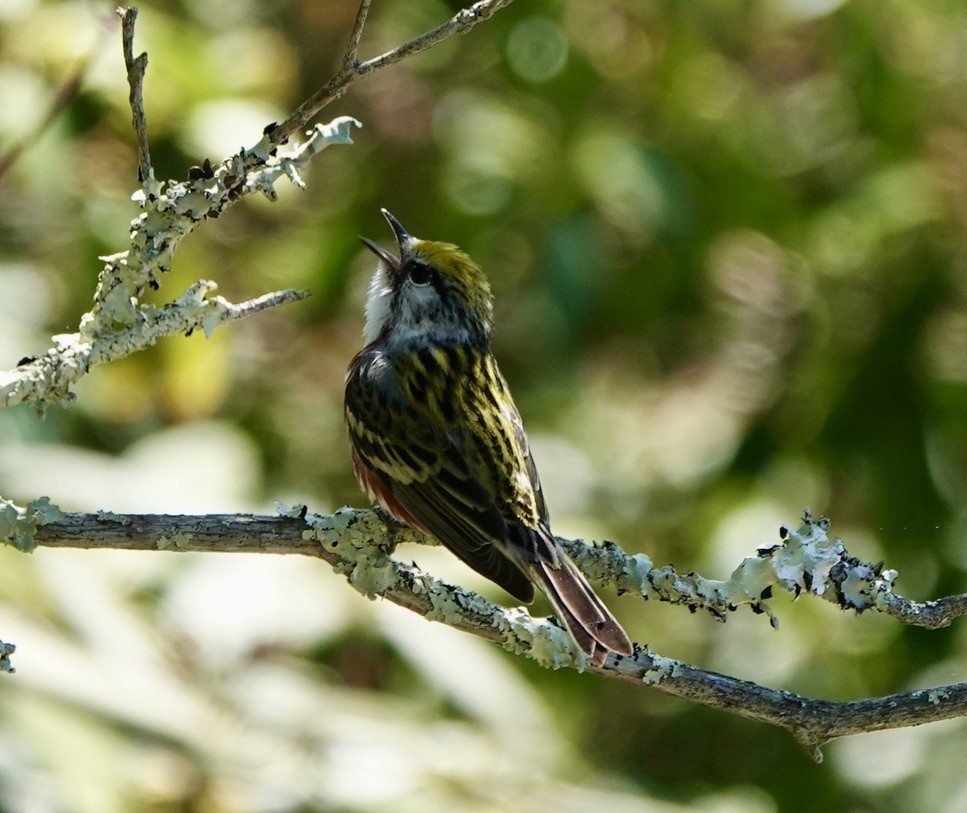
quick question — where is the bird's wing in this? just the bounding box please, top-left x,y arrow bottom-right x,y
345,347 -> 535,602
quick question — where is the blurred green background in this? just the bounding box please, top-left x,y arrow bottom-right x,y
1,0 -> 966,810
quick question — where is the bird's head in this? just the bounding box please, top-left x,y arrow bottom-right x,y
359,209 -> 493,346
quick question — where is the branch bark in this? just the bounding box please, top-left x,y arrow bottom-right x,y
17,506 -> 967,761
117,6 -> 152,185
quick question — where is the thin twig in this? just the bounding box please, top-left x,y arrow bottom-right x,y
222,288 -> 311,323
0,286 -> 308,408
606,651 -> 967,762
270,0 -> 517,145
878,591 -> 967,628
116,6 -> 152,183
22,508 -> 967,760
343,0 -> 372,70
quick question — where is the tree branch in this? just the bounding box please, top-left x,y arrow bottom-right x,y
269,0 -> 518,145
343,0 -> 373,71
0,283 -> 310,409
117,6 -> 152,185
560,511 -> 967,631
10,506 -> 964,760
3,0 -> 518,410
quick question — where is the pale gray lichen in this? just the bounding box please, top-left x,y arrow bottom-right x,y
0,640 -> 14,674
771,512 -> 843,598
498,606 -> 587,670
835,561 -> 895,610
302,507 -> 591,669
725,555 -> 781,626
702,511 -> 855,625
621,552 -> 656,598
243,117 -> 361,202
424,579 -> 467,625
0,496 -> 64,553
305,508 -> 398,599
867,570 -> 903,612
274,501 -> 308,519
96,510 -> 129,524
927,689 -> 949,705
640,647 -> 679,685
562,510 -> 922,633
156,531 -> 193,550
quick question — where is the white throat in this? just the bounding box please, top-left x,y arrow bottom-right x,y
363,265 -> 393,345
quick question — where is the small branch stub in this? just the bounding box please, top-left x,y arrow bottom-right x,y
117,6 -> 154,189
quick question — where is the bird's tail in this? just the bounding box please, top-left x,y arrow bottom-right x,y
532,548 -> 633,666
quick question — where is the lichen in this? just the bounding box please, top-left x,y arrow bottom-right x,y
2,117 -> 360,411
156,531 -> 193,550
622,552 -> 656,596
301,507 -> 593,669
498,607 -> 586,670
274,501 -> 307,519
771,514 -> 844,598
927,689 -> 949,705
424,583 -> 467,625
0,496 -> 63,553
641,648 -> 679,685
0,640 -> 14,674
96,510 -> 128,524
304,508 -> 399,599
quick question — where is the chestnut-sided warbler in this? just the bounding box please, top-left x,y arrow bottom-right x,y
345,209 -> 632,664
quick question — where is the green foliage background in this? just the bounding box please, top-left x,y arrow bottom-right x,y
1,0 -> 966,810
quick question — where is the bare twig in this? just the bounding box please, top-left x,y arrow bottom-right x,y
117,6 -> 153,184
17,507 -> 966,760
344,0 -> 373,70
270,0 -> 518,145
606,650 -> 967,762
877,591 -> 967,628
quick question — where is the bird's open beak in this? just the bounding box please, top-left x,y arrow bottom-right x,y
359,236 -> 399,270
359,208 -> 413,271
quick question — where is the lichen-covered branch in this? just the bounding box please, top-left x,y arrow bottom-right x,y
5,504 -> 964,759
1,0 -> 517,411
1,283 -> 310,409
562,510 -> 967,630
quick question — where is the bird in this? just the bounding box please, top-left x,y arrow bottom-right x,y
344,209 -> 633,665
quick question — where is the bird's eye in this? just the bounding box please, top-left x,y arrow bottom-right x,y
408,262 -> 432,286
